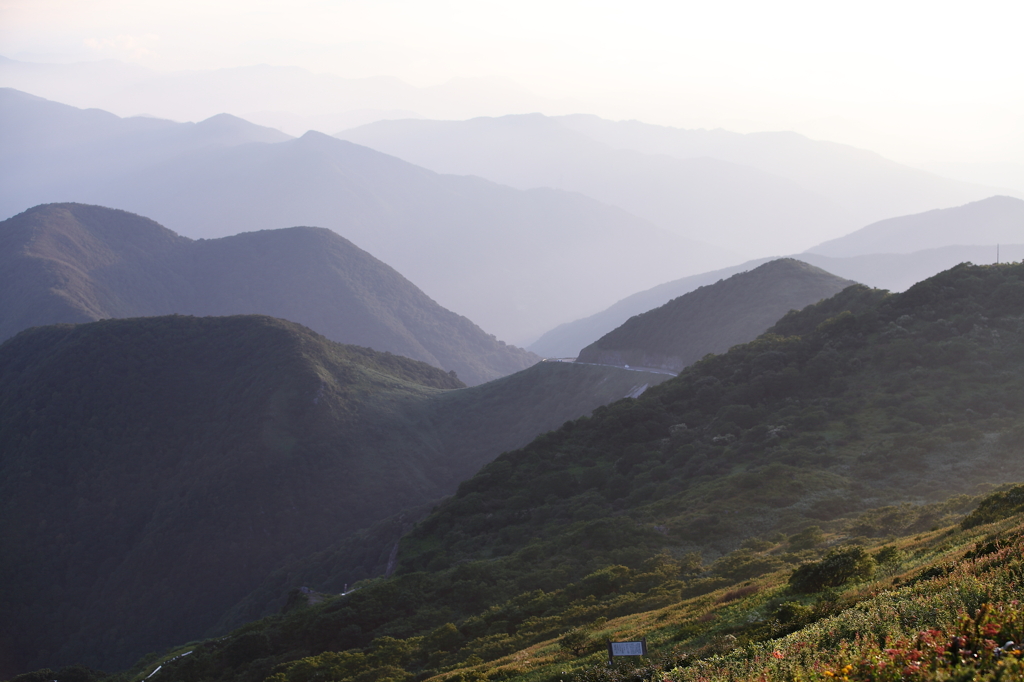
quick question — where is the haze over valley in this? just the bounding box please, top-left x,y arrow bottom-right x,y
336,115 -> 1000,257
3,3 -> 1024,681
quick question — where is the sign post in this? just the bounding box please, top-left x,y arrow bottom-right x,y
607,638 -> 647,664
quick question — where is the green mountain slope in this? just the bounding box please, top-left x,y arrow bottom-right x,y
404,263 -> 1024,577
81,261 -> 1024,682
576,259 -> 854,372
0,203 -> 538,385
0,315 -> 667,677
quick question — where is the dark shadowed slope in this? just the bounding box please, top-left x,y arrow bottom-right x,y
0,203 -> 537,385
0,315 -> 670,676
213,358 -> 673,633
806,195 -> 1024,257
0,316 -> 462,676
0,90 -> 730,343
576,259 -> 854,372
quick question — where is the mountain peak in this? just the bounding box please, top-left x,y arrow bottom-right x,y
806,194 -> 1024,257
193,112 -> 292,142
576,258 -> 855,372
0,203 -> 539,385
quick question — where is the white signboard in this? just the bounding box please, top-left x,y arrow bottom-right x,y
610,641 -> 645,656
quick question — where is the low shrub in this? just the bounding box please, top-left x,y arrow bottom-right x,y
788,547 -> 875,593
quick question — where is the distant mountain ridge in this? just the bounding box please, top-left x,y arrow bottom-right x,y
336,113 -> 1002,257
336,115 -> 841,257
806,195 -> 1024,257
554,114 -> 1013,223
0,203 -> 537,385
0,55 -> 565,127
0,89 -> 730,343
576,259 -> 854,372
1,87 -> 290,206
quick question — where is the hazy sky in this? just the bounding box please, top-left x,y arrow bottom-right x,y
2,0 -> 1023,167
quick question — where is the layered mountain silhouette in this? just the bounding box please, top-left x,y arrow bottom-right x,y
0,55 -> 561,128
806,195 -> 1024,257
0,89 -> 729,343
529,261 -> 776,358
576,259 -> 854,372
336,113 -> 1001,257
0,314 -> 670,675
530,197 -> 1021,358
554,114 -> 1012,227
1,87 -> 290,208
0,203 -> 538,385
531,247 -> 1024,358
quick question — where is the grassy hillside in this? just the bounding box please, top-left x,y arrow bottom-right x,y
30,260 -> 1024,682
0,203 -> 538,385
576,259 -> 853,371
0,316 -> 668,676
45,488 -> 1024,682
293,490 -> 1024,682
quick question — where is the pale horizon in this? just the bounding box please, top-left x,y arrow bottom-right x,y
2,0 -> 1024,185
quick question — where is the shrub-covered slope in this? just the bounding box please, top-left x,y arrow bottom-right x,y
0,315 -> 668,676
406,263 -> 1024,578
576,259 -> 853,371
55,488 -> 1024,682
67,261 -> 1024,682
0,203 -> 538,385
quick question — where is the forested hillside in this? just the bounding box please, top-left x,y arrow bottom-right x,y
0,315 -> 669,675
0,203 -> 538,385
32,261 -> 1024,682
